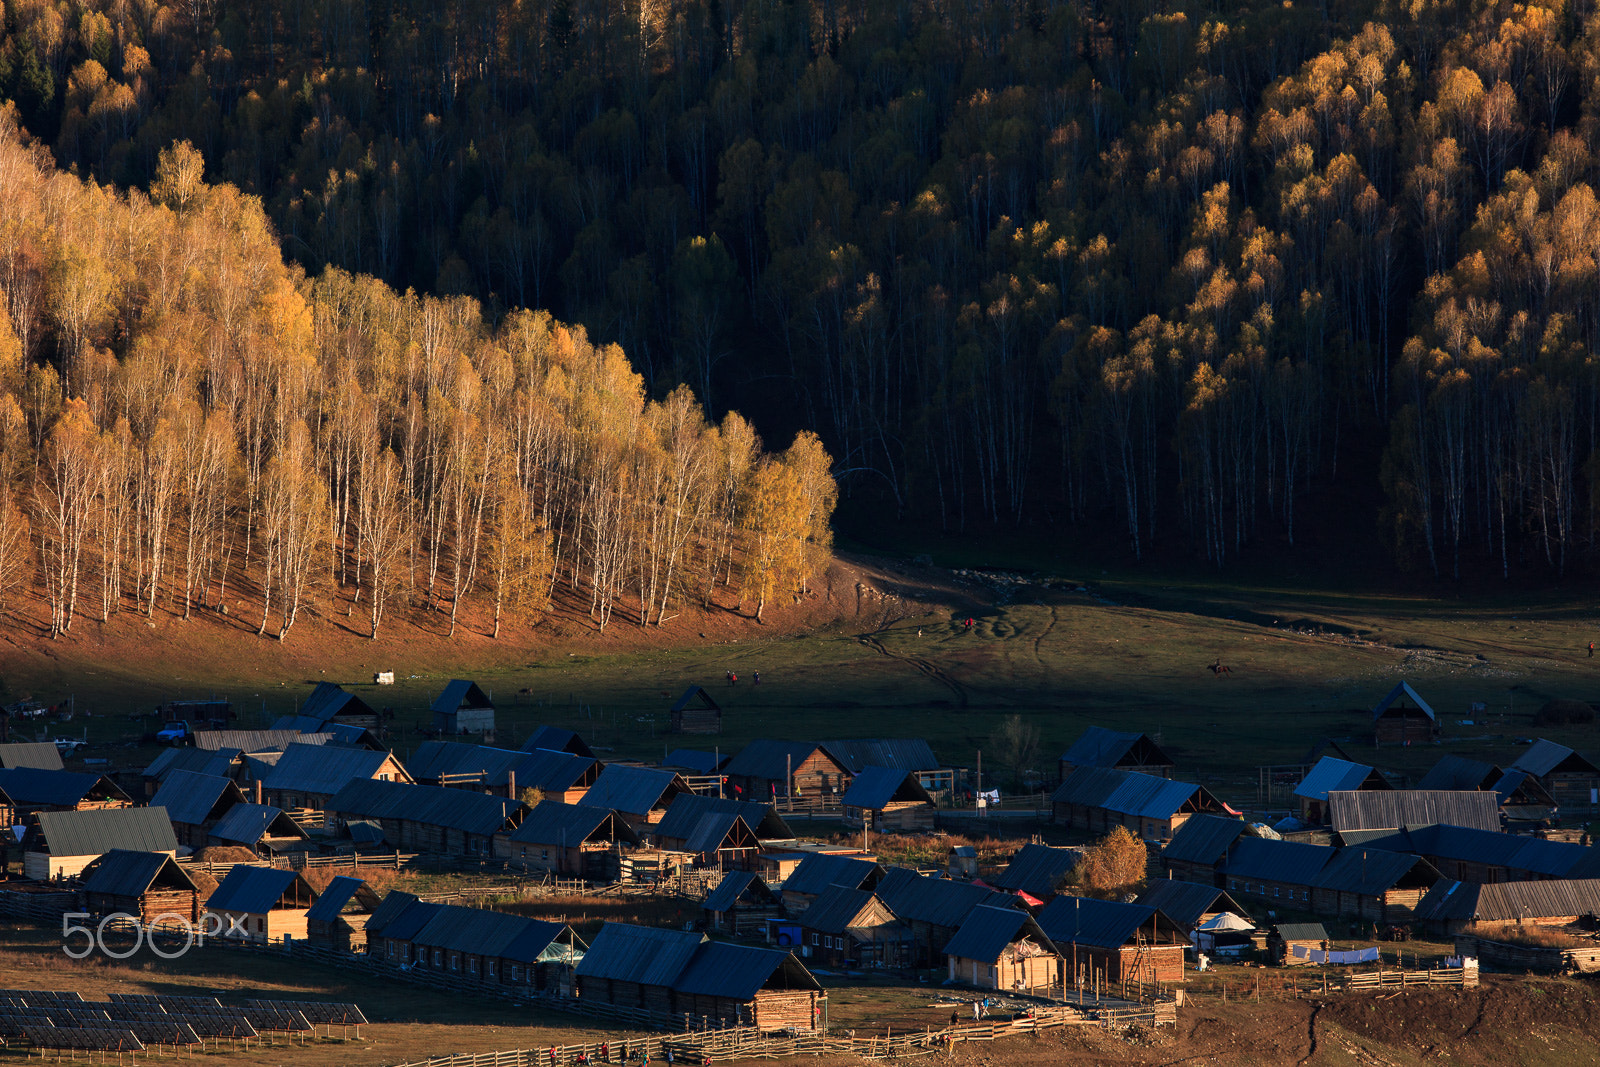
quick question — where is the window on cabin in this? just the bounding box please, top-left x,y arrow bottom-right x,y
542,849 -> 550,860
434,949 -> 443,966
1274,887 -> 1281,898
810,933 -> 818,946
487,961 -> 496,977
450,955 -> 459,972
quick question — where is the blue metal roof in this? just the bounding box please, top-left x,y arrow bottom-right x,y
326,778 -> 524,836
992,843 -> 1084,898
821,739 -> 939,774
81,850 -> 197,898
1511,739 -> 1600,778
1059,727 -> 1174,769
654,793 -> 791,842
1373,681 -> 1436,722
206,866 -> 309,915
1222,837 -> 1335,885
524,727 -> 594,760
840,766 -> 932,810
1161,814 -> 1248,865
261,744 -> 405,797
205,804 -> 306,846
304,876 -> 379,922
875,867 -> 1006,927
1134,880 -> 1248,928
431,680 -> 493,714
673,941 -> 816,998
944,905 -> 1052,962
800,883 -> 882,934
782,854 -> 883,896
0,768 -> 127,807
725,740 -> 846,781
149,770 -> 245,827
663,749 -> 727,774
507,800 -> 639,847
1050,766 -> 1207,820
1036,896 -> 1161,949
581,765 -> 688,816
1310,848 -> 1434,895
703,870 -> 777,913
576,923 -> 704,986
1417,755 -> 1497,791
1293,757 -> 1386,802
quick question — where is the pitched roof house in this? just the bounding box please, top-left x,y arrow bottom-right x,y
581,765 -> 693,828
1058,728 -> 1176,781
992,843 -> 1085,903
1036,896 -> 1188,985
798,882 -> 913,969
148,770 -> 246,847
431,680 -> 495,736
497,800 -> 641,879
26,806 -> 176,879
81,849 -> 203,926
0,742 -> 63,771
1052,766 -> 1228,840
205,866 -> 318,942
703,870 -> 784,936
326,778 -> 526,856
1510,739 -> 1600,812
839,767 -> 936,832
724,741 -> 851,801
1159,815 -> 1250,885
944,905 -> 1060,994
206,804 -> 311,854
1372,682 -> 1439,746
1293,758 -> 1391,824
260,743 -> 411,810
1327,789 -> 1500,834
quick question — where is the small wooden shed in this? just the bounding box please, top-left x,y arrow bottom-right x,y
669,687 -> 723,735
1267,922 -> 1329,966
1371,681 -> 1439,746
148,770 -> 246,849
703,870 -> 784,936
496,800 -> 640,879
26,807 -> 178,880
840,766 -> 936,832
204,866 -> 318,942
945,905 -> 1061,995
798,883 -> 913,969
81,849 -> 202,927
1058,727 -> 1176,783
304,875 -> 385,950
431,680 -> 496,736
1036,895 -> 1188,985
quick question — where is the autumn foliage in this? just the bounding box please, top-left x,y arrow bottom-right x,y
0,120 -> 835,639
1071,826 -> 1149,898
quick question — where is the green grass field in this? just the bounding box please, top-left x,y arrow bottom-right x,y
12,561 -> 1600,814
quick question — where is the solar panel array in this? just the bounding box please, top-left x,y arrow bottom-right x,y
0,989 -> 366,1053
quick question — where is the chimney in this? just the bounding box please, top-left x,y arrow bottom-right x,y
508,770 -> 516,801
254,780 -> 263,805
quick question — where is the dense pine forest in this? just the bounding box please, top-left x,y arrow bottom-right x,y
2,0 -> 1600,593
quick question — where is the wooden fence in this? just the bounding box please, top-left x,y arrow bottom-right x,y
1188,965 -> 1478,1002
1455,934 -> 1600,974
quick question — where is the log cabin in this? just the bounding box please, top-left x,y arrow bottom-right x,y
304,875 -> 384,950
703,870 -> 784,936
496,800 -> 641,879
1337,823 -> 1600,883
204,866 -> 318,943
580,765 -> 694,830
1307,847 -> 1440,924
1510,739 -> 1600,816
401,904 -> 582,990
141,747 -> 245,799
796,883 -> 913,968
294,682 -> 381,730
325,778 -> 526,857
1219,837 -> 1335,911
724,741 -> 852,803
431,680 -> 495,737
81,849 -> 202,928
1058,728 -> 1176,783
408,741 -> 600,804
26,806 -> 177,880
0,768 -> 131,818
839,767 -> 937,832
1051,767 -> 1229,841
206,803 -> 311,856
1416,756 -> 1557,826
1036,896 -> 1188,985
148,770 -> 246,848
780,854 -> 885,915
944,905 -> 1061,995
668,686 -> 722,735
1371,681 -> 1440,746
1158,815 -> 1250,885
521,727 -> 596,760
652,793 -> 793,866
992,843 -> 1086,903
260,743 -> 412,811
1293,757 -> 1391,825
874,867 -> 1008,967
1413,877 -> 1600,934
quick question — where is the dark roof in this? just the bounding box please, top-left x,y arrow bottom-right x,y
304,876 -> 382,922
0,768 -> 129,807
1134,880 -> 1249,928
840,766 -> 933,810
724,740 -> 846,781
195,729 -> 330,752
81,850 -> 198,898
678,812 -> 752,854
506,748 -> 601,792
431,680 -> 494,714
326,778 -> 524,836
410,905 -> 569,962
34,807 -> 177,856
663,749 -> 728,774
1415,878 -> 1600,923
581,765 -> 689,816
207,804 -> 308,846
1059,727 -> 1174,770
270,717 -> 381,749
1354,823 -> 1600,879
148,771 -> 245,827
1311,848 -> 1437,895
654,793 -> 794,843
945,905 -> 1056,962
876,867 -> 1006,928
507,801 -> 640,847
363,891 -> 432,941
523,727 -> 595,760
992,843 -> 1084,899
703,870 -> 778,913
0,742 -> 63,771
143,747 -> 241,781
299,683 -> 376,724
1327,790 -> 1500,834
1051,766 -> 1214,820
800,884 -> 883,934
1417,755 -> 1498,792
821,739 -> 940,774
1221,838 -> 1335,886
669,686 -> 722,714
262,744 -> 405,798
206,866 -> 312,914
673,941 -> 818,998
576,923 -> 705,986
1036,896 -> 1168,948
1271,923 -> 1328,941
783,854 -> 884,896
1294,758 -> 1389,802
407,741 -> 532,785
1511,739 -> 1600,778
1161,815 -> 1249,865
1373,681 -> 1436,721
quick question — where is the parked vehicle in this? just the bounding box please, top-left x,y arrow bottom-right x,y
155,721 -> 192,744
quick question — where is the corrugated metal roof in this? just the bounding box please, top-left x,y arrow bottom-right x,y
195,730 -> 331,752
1328,790 -> 1501,834
663,749 -> 726,774
1035,896 -> 1161,949
840,766 -> 932,811
680,812 -> 748,854
34,807 -> 176,857
262,744 -> 406,798
143,746 -> 241,781
821,739 -> 939,774
673,941 -> 816,998
0,768 -> 128,807
1353,824 -> 1599,878
1134,880 -> 1248,928
724,740 -> 846,781
1373,681 -> 1436,722
363,891 -> 425,940
1293,758 -> 1388,802
81,850 -> 197,898
783,855 -> 883,896
271,718 -> 378,748
207,804 -> 307,846
206,866 -> 310,914
576,923 -> 705,986
508,748 -> 600,792
303,876 -> 382,922
669,686 -> 722,714
703,870 -> 778,913
408,742 -> 536,785
1161,815 -> 1249,865
431,680 -> 493,714
1416,877 -> 1600,923
1221,838 -> 1335,885
524,727 -> 594,760
1490,768 -> 1555,807
654,793 -> 792,842
507,800 -> 639,847
1050,766 -> 1206,820
299,684 -> 375,723
581,765 -> 688,816
944,905 -> 1052,962
1416,756 -> 1497,791
326,779 -> 524,836
992,844 -> 1084,899
1271,923 -> 1328,941
876,867 -> 1005,928
148,771 -> 245,827
0,742 -> 63,771
1311,848 -> 1435,895
410,904 -> 567,961
800,884 -> 881,934
1058,728 -> 1173,770
1511,739 -> 1600,778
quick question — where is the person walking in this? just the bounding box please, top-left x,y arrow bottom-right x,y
1589,642 -> 1594,658
949,1009 -> 958,1027
753,671 -> 761,685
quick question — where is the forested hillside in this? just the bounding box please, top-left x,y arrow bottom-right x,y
1,0 -> 1599,577
0,120 -> 835,639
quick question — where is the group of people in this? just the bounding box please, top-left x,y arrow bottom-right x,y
724,670 -> 760,685
558,1044 -> 709,1067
